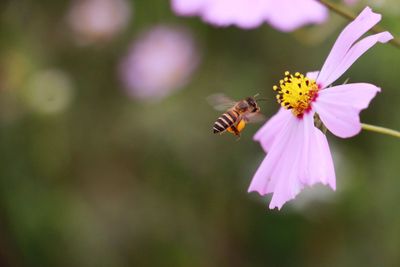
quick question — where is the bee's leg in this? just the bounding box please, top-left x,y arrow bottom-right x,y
230,125 -> 241,139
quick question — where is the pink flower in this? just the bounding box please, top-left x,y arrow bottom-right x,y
119,26 -> 200,101
249,7 -> 393,209
67,0 -> 131,45
171,0 -> 327,31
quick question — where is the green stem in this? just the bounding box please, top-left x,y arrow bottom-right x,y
361,123 -> 400,139
317,0 -> 400,49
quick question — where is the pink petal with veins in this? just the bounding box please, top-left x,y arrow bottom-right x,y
254,108 -> 291,152
320,32 -> 393,87
314,83 -> 381,138
250,113 -> 335,209
317,7 -> 382,87
249,114 -> 302,203
300,114 -> 336,189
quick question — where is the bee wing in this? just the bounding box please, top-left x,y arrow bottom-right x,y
207,93 -> 237,111
243,112 -> 266,124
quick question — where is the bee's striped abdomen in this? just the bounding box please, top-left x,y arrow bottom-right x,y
213,110 -> 239,134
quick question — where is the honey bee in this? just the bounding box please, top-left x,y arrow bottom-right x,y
209,94 -> 264,137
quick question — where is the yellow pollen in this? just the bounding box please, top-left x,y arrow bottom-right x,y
274,71 -> 319,117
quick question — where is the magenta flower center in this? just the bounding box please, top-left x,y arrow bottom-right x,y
273,71 -> 319,118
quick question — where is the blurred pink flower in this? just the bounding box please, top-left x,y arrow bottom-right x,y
249,7 -> 393,209
67,0 -> 131,45
119,26 -> 200,101
171,0 -> 328,31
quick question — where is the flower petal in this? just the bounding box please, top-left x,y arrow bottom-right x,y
254,108 -> 292,152
171,0 -> 327,31
202,0 -> 271,29
306,71 -> 319,81
317,7 -> 382,87
313,83 -> 381,138
249,115 -> 303,205
300,114 -> 336,189
320,32 -> 393,87
249,113 -> 336,209
266,0 -> 328,32
171,0 -> 205,16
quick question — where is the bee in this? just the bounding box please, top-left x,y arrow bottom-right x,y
209,94 -> 264,137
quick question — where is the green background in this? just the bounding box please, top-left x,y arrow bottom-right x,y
0,0 -> 399,266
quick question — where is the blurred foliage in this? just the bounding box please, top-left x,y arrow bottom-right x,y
0,0 -> 400,267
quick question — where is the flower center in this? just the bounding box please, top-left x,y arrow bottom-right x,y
273,71 -> 319,118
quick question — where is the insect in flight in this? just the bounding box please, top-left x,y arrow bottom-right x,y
208,93 -> 266,138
